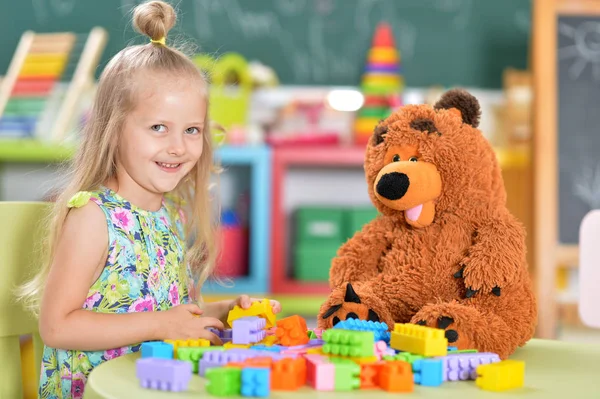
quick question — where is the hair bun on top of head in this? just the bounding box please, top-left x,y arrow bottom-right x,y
132,0 -> 176,45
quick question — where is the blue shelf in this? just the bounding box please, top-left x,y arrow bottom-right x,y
202,145 -> 271,295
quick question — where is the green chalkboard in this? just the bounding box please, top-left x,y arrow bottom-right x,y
0,0 -> 531,88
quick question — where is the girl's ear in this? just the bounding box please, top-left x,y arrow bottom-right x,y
433,89 -> 481,128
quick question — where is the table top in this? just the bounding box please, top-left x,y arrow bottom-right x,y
84,339 -> 600,398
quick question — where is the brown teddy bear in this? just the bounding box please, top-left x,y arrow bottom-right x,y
317,89 -> 537,359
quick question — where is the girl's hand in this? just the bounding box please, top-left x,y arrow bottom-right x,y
230,295 -> 282,314
159,304 -> 225,345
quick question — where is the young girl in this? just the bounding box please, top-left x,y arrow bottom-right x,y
18,1 -> 281,398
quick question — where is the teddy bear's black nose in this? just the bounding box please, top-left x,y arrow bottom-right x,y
376,172 -> 410,200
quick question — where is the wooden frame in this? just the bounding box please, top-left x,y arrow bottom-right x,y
532,0 -> 600,338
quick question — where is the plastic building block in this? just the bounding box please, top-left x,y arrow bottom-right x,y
141,341 -> 174,359
333,319 -> 390,343
334,361 -> 361,391
227,299 -> 276,328
308,330 -> 317,339
258,335 -> 278,346
390,323 -> 448,357
413,359 -> 443,386
164,338 -> 209,357
207,327 -> 233,343
476,360 -> 525,392
233,316 -> 267,345
241,367 -> 270,397
322,329 -> 374,358
448,346 -> 458,351
360,363 -> 382,389
271,357 -> 306,390
224,342 -> 251,349
177,346 -> 224,373
374,341 -> 388,360
384,352 -> 424,364
439,352 -> 500,381
250,344 -> 282,353
306,356 -> 335,391
136,358 -> 192,391
275,315 -> 310,346
206,367 -> 242,396
199,349 -> 255,376
378,361 -> 413,392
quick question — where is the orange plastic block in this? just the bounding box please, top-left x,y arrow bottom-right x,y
275,316 -> 309,346
360,363 -> 382,389
378,361 -> 413,392
227,298 -> 276,328
246,357 -> 274,368
226,362 -> 247,368
164,338 -> 210,357
271,357 -> 307,390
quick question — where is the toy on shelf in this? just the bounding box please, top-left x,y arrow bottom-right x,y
0,28 -> 107,141
193,53 -> 251,144
216,209 -> 249,278
354,22 -> 403,145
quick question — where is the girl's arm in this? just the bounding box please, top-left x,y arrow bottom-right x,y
39,202 -> 223,351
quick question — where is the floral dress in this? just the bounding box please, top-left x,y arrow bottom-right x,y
39,187 -> 194,399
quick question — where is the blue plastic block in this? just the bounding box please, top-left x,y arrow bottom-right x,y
413,359 -> 443,387
448,346 -> 458,351
250,345 -> 282,353
141,342 -> 174,359
241,367 -> 270,397
332,318 -> 391,344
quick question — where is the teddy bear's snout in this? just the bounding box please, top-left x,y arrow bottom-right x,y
376,172 -> 410,200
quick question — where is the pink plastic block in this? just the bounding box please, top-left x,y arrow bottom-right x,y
306,356 -> 335,391
374,341 -> 389,360
136,358 -> 192,391
233,316 -> 266,345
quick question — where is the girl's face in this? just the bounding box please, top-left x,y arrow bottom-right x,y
117,73 -> 207,203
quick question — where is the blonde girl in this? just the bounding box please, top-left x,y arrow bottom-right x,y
19,2 -> 280,398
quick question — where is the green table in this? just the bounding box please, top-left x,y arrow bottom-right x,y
84,339 -> 600,398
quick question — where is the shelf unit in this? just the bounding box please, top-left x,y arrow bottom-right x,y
0,139 -> 73,163
270,145 -> 366,295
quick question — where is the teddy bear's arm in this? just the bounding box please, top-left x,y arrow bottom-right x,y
458,213 -> 527,296
329,215 -> 394,287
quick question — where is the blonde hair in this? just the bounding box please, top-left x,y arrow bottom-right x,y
19,0 -> 218,314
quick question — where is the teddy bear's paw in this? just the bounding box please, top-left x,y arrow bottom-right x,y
453,265 -> 502,298
412,312 -> 476,351
318,283 -> 387,329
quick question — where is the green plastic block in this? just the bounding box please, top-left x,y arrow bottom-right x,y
295,208 -> 345,244
177,346 -> 225,373
307,330 -> 317,339
294,243 -> 339,281
346,207 -> 379,239
334,362 -> 361,391
454,349 -> 478,354
389,352 -> 424,364
322,330 -> 374,357
206,367 -> 241,396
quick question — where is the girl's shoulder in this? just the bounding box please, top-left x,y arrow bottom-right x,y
66,188 -> 123,210
163,193 -> 186,239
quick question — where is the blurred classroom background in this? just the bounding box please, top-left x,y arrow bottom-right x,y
1,4 -> 600,392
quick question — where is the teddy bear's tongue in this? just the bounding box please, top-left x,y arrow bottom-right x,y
405,204 -> 423,221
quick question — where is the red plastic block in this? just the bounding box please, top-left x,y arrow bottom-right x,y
379,361 -> 413,392
275,316 -> 309,346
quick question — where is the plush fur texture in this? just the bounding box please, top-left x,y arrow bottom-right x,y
317,89 -> 537,359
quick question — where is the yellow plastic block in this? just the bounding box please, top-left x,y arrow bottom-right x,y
226,298 -> 276,328
476,360 -> 525,392
257,335 -> 278,347
164,339 -> 210,357
306,348 -> 324,355
224,342 -> 251,349
389,323 -> 447,357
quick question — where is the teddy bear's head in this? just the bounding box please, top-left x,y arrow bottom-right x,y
365,89 -> 505,228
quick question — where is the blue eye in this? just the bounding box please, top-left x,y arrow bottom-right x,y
151,124 -> 166,132
185,127 -> 200,135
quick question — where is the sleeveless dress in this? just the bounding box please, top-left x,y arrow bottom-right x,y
39,187 -> 194,399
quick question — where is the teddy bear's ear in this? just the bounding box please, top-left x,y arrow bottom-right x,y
372,122 -> 388,145
433,89 -> 481,128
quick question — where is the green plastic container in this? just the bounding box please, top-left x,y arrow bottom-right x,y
346,207 -> 379,239
294,242 -> 339,281
295,207 -> 345,244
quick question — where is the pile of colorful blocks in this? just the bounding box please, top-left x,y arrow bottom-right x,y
135,298 -> 525,396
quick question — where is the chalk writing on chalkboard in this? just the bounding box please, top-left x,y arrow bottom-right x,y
558,20 -> 600,81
